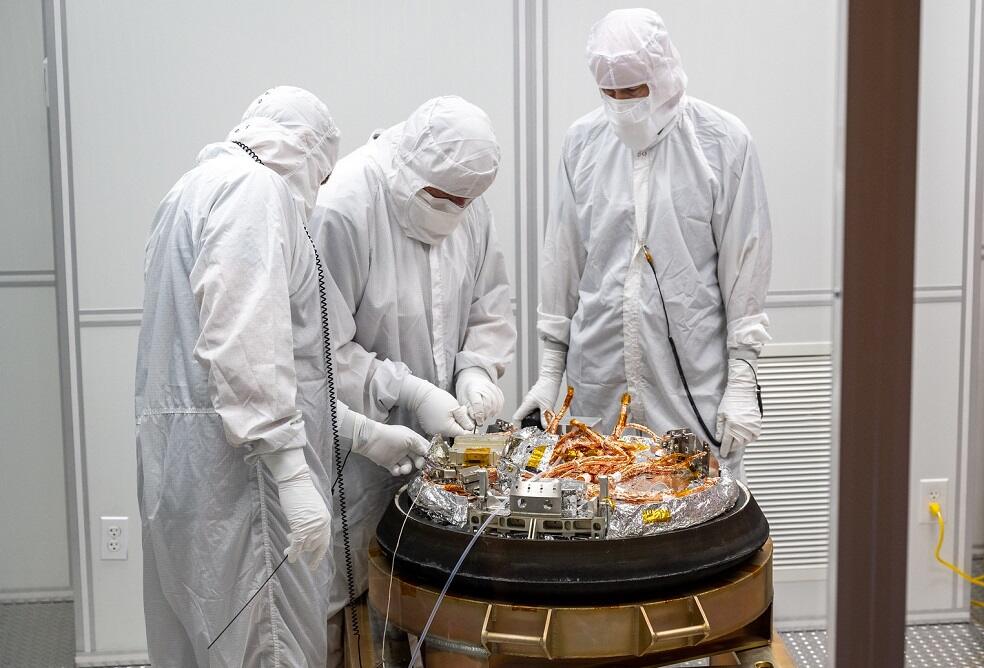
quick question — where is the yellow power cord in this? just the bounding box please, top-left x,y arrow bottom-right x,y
928,501 -> 984,608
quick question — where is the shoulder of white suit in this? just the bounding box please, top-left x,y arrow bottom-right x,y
318,145 -> 386,207
684,97 -> 754,155
561,106 -> 614,162
215,157 -> 293,204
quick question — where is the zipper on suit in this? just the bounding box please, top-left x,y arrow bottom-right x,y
623,149 -> 653,422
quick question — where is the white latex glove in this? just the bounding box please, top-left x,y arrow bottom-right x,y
349,412 -> 430,476
715,359 -> 763,458
512,343 -> 567,427
399,375 -> 475,436
455,367 -> 505,427
262,448 -> 331,568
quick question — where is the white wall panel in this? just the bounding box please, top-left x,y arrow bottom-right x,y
0,288 -> 69,592
0,0 -> 55,271
773,574 -> 827,629
544,0 -> 839,294
65,0 -> 518,310
764,303 -> 834,345
976,255 -> 984,551
0,0 -> 67,598
79,325 -> 145,652
914,0 -> 972,289
907,300 -> 964,612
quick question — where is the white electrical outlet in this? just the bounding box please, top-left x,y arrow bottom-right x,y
918,478 -> 948,524
100,516 -> 128,560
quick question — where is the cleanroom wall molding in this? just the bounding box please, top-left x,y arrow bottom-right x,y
0,270 -> 57,287
74,650 -> 150,667
515,0 -> 545,393
78,308 -> 142,328
70,286 -> 965,330
0,588 -> 74,603
43,0 -> 94,654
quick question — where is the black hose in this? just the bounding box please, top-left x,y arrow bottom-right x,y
641,245 -> 762,447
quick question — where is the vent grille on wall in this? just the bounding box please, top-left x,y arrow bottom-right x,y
745,346 -> 833,568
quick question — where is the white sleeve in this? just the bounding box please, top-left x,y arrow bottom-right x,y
190,171 -> 307,459
537,140 -> 586,349
454,202 -> 517,381
309,205 -> 411,421
711,136 -> 773,358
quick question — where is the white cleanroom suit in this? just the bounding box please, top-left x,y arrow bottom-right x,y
310,95 -> 516,434
516,9 -> 772,478
308,97 -> 516,574
136,86 -> 426,668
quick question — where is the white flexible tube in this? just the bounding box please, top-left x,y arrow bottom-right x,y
408,506 -> 506,664
381,486 -> 421,667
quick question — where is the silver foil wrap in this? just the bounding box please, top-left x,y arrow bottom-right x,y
410,427 -> 738,538
606,471 -> 740,538
504,430 -> 557,474
559,479 -> 594,518
407,476 -> 470,528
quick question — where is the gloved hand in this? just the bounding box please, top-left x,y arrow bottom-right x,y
512,342 -> 567,427
399,375 -> 475,436
455,367 -> 505,427
262,448 -> 331,568
349,412 -> 430,476
715,359 -> 763,458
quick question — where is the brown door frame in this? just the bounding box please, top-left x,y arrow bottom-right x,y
833,0 -> 921,665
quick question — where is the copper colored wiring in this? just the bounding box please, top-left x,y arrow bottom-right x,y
535,392 -> 719,504
541,455 -> 631,481
550,420 -> 608,464
425,393 -> 722,512
624,423 -> 661,441
546,386 -> 575,434
611,393 -> 632,439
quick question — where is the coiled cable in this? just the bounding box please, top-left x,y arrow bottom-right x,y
301,223 -> 361,643
208,142 -> 359,662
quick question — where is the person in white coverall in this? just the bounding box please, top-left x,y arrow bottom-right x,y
135,86 -> 428,668
308,94 -> 516,542
515,9 -> 772,481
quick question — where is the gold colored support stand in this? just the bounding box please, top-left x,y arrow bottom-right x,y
359,538 -> 793,667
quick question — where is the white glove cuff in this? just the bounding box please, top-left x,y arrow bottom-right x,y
342,410 -> 369,452
729,357 -> 758,374
539,344 -> 567,380
726,313 -> 772,357
262,447 -> 309,483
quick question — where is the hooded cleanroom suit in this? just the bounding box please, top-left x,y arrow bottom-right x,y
135,86 -> 345,667
309,96 -> 515,431
306,96 -> 516,573
534,10 -> 772,477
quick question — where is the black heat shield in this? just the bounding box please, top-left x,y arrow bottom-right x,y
375,483 -> 770,606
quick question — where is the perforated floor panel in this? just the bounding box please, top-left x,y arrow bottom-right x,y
0,600 -> 74,668
781,623 -> 984,668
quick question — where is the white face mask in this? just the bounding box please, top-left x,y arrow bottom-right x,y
601,90 -> 681,151
403,190 -> 467,245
